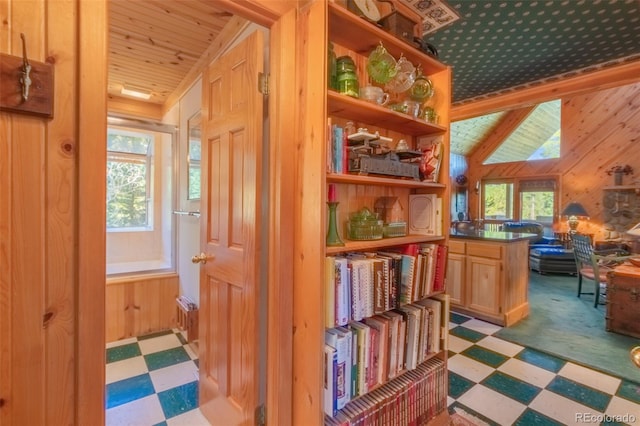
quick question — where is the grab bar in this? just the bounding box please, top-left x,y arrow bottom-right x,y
173,210 -> 201,218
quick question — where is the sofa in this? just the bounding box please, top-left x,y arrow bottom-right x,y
500,222 -> 577,275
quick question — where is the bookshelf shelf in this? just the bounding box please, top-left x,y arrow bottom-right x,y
328,91 -> 447,136
326,234 -> 445,254
327,173 -> 446,188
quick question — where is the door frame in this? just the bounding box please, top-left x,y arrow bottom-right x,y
78,1 -> 299,425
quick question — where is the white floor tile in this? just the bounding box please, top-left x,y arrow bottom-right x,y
106,356 -> 149,385
497,358 -> 556,389
529,389 -> 601,425
459,318 -> 502,336
447,396 -> 455,406
606,396 -> 640,423
167,408 -> 211,425
476,335 -> 524,358
138,334 -> 183,355
106,394 -> 165,426
150,360 -> 199,393
107,337 -> 137,349
448,353 -> 495,383
449,335 -> 475,354
558,362 -> 621,395
457,384 -> 526,425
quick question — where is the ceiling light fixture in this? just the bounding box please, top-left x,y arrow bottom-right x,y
120,85 -> 152,100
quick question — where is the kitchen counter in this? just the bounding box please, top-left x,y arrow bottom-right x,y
450,230 -> 539,242
447,233 -> 531,326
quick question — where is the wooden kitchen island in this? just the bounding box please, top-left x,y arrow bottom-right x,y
447,230 -> 536,326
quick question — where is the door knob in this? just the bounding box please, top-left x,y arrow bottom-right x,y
191,252 -> 213,264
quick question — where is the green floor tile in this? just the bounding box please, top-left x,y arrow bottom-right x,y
616,379 -> 640,404
462,345 -> 509,368
450,312 -> 472,324
449,371 -> 475,399
449,326 -> 486,343
144,346 -> 191,371
515,348 -> 566,373
481,371 -> 541,405
106,373 -> 155,409
546,376 -> 611,412
514,408 -> 564,426
107,342 -> 141,363
158,381 -> 199,419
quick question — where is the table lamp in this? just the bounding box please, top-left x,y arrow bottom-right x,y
561,202 -> 589,234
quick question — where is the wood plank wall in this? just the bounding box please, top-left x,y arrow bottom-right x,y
106,274 -> 179,342
466,81 -> 640,241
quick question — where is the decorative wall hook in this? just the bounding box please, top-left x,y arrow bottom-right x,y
0,32 -> 54,118
20,33 -> 32,102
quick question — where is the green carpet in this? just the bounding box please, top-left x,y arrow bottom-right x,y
494,272 -> 640,382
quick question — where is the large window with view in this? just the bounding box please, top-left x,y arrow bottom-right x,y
107,129 -> 152,230
481,178 -> 558,228
483,181 -> 514,220
519,179 -> 556,225
106,119 -> 176,276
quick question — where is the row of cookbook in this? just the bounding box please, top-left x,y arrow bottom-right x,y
324,294 -> 449,417
325,244 -> 448,328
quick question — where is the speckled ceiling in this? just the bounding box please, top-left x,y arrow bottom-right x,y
421,0 -> 640,105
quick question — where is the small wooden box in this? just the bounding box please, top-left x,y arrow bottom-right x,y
176,300 -> 199,343
606,265 -> 640,338
379,11 -> 418,44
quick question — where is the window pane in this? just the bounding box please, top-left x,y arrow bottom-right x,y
107,130 -> 151,154
189,139 -> 201,161
188,164 -> 201,200
521,191 -> 554,223
483,182 -> 513,220
106,159 -> 148,228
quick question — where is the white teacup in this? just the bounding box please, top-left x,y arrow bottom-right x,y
359,86 -> 390,106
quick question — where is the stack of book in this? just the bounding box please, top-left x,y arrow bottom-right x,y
324,357 -> 447,425
323,293 -> 449,417
324,244 -> 448,328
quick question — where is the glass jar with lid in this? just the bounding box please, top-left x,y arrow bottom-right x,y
336,55 -> 359,98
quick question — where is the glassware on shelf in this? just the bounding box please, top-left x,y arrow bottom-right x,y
366,43 -> 398,85
336,55 -> 359,98
347,207 -> 383,240
328,42 -> 337,90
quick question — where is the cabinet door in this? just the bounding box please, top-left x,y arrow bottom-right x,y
466,256 -> 501,316
447,253 -> 465,306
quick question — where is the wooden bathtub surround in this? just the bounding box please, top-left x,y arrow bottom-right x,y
106,273 -> 179,342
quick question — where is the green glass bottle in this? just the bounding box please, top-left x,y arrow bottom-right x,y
328,42 -> 337,90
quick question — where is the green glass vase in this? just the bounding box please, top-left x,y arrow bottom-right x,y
326,202 -> 344,247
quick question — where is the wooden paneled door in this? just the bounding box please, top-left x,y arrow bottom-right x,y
197,30 -> 265,425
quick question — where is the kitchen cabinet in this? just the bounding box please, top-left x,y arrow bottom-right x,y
448,232 -> 531,326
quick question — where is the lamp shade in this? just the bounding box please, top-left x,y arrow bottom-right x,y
628,222 -> 640,237
561,202 -> 589,218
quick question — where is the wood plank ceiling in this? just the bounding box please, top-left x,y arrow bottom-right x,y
108,0 -> 234,105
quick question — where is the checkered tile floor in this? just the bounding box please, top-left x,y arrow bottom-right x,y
448,312 -> 640,425
105,329 -> 208,426
106,317 -> 640,425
